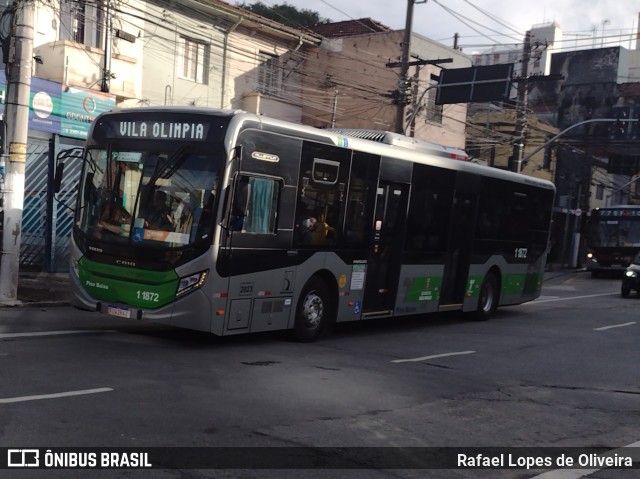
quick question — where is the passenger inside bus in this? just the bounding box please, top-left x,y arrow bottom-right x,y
144,190 -> 174,231
310,211 -> 336,246
297,216 -> 316,244
173,198 -> 194,234
96,195 -> 131,237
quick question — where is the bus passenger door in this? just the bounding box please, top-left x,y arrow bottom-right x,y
440,178 -> 479,307
362,181 -> 408,315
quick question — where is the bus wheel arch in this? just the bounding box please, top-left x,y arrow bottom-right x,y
292,272 -> 338,342
474,267 -> 501,321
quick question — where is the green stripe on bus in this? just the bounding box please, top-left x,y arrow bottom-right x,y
78,257 -> 179,308
405,276 -> 443,302
466,275 -> 484,298
501,272 -> 543,296
501,274 -> 526,296
465,272 -> 542,298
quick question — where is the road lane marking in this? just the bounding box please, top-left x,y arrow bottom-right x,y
391,350 -> 476,363
529,439 -> 640,479
525,292 -> 617,304
0,330 -> 114,340
0,388 -> 114,404
594,321 -> 636,331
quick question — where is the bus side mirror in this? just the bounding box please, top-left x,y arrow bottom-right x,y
220,176 -> 249,232
54,146 -> 85,194
83,172 -> 95,202
220,147 -> 243,234
54,162 -> 64,193
220,185 -> 232,231
230,176 -> 249,232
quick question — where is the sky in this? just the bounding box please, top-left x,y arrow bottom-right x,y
247,0 -> 640,53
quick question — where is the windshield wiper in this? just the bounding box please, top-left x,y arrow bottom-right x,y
148,144 -> 193,186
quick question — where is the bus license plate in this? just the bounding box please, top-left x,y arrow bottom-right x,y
107,305 -> 131,319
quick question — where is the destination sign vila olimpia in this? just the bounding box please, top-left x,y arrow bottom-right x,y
116,120 -> 208,140
1,447 -> 637,470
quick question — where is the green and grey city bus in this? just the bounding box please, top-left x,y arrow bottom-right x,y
69,107 -> 555,341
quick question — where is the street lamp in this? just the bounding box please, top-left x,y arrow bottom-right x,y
605,176 -> 637,206
601,19 -> 610,47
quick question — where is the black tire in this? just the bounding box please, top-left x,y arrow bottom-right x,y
621,283 -> 631,298
293,278 -> 335,342
591,270 -> 600,278
474,273 -> 498,321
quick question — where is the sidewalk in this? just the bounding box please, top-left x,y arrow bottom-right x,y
543,263 -> 587,281
13,270 -> 71,307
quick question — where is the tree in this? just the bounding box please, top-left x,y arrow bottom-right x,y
236,2 -> 331,29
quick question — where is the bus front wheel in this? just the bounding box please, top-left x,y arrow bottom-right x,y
293,278 -> 334,342
621,284 -> 631,298
474,272 -> 498,321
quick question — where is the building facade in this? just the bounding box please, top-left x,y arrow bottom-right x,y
302,19 -> 471,149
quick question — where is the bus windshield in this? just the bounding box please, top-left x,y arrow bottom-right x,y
590,219 -> 640,247
75,143 -> 223,249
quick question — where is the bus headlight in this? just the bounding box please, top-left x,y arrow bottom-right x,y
176,270 -> 208,297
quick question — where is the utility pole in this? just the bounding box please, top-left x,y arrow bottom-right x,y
387,57 -> 453,137
331,88 -> 338,128
570,181 -> 583,268
101,0 -> 113,93
408,65 -> 421,137
394,0 -> 427,134
511,30 -> 531,173
0,0 -> 35,304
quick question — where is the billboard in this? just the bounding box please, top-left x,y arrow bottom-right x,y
436,64 -> 514,105
0,71 -> 115,139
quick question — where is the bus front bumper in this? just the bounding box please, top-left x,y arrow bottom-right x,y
70,271 -> 214,332
585,252 -> 632,272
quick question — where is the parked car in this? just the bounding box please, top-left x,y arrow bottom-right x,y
621,253 -> 640,297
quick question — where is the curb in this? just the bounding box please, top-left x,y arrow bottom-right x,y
0,300 -> 71,308
543,268 -> 587,282
21,301 -> 71,308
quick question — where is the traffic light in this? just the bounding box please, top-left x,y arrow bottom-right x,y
610,106 -> 631,139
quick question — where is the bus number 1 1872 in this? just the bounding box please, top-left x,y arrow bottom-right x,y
514,248 -> 528,259
137,290 -> 159,302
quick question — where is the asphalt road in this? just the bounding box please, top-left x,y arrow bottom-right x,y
0,270 -> 638,479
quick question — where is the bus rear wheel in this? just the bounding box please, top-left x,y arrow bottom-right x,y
293,278 -> 334,342
474,272 -> 498,321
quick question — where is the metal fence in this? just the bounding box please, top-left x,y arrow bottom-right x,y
21,136 -> 83,272
20,138 -> 50,268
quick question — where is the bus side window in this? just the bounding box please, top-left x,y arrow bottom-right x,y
295,146 -> 350,248
230,175 -> 280,234
405,164 -> 454,253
